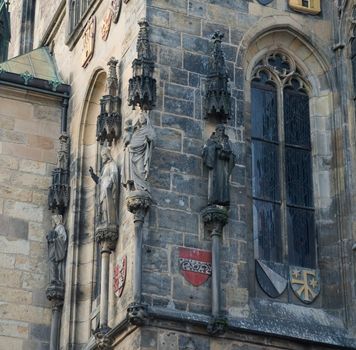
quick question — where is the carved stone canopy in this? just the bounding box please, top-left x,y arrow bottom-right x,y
96,57 -> 122,146
205,31 -> 231,122
128,19 -> 156,110
48,168 -> 70,214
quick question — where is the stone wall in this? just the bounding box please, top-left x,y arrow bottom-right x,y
0,86 -> 62,349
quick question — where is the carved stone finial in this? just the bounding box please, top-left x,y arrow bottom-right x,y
137,19 -> 151,60
205,31 -> 231,121
96,58 -> 122,146
128,20 -> 156,110
106,57 -> 119,96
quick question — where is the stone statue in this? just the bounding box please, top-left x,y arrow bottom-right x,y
47,215 -> 67,284
89,147 -> 119,227
121,111 -> 156,193
202,124 -> 236,206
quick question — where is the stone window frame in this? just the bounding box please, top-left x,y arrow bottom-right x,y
250,49 -> 316,269
65,0 -> 101,49
244,31 -> 335,306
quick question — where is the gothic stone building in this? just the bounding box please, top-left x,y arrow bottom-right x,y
1,0 -> 356,349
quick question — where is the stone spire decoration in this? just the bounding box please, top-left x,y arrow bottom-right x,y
205,31 -> 231,122
89,147 -> 119,334
46,214 -> 67,350
201,124 -> 235,335
128,19 -> 156,111
96,57 -> 122,146
48,132 -> 70,214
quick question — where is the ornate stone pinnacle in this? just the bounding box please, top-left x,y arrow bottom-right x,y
205,30 -> 231,121
94,330 -> 113,350
137,18 -> 151,60
106,57 -> 119,96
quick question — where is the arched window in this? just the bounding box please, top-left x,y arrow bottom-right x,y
69,0 -> 95,33
252,52 -> 316,269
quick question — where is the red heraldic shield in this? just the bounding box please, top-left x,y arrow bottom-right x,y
179,247 -> 212,287
113,255 -> 127,297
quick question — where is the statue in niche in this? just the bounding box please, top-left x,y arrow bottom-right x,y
47,215 -> 67,284
121,111 -> 156,193
89,147 -> 119,227
202,124 -> 236,206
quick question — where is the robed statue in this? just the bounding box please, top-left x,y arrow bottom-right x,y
89,147 -> 119,227
47,215 -> 67,284
121,111 -> 156,193
202,125 -> 236,206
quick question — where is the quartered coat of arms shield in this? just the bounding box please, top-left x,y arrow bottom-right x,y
179,247 -> 212,287
290,266 -> 320,304
113,255 -> 127,297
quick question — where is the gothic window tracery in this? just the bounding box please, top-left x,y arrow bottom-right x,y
251,51 -> 316,269
69,0 -> 95,33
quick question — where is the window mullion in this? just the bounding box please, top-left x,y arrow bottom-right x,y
278,83 -> 288,264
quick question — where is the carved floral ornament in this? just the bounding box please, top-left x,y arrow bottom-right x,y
252,51 -> 310,93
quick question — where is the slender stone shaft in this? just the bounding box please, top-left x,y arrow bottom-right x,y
133,218 -> 144,303
50,305 -> 61,350
212,232 -> 221,317
100,242 -> 111,329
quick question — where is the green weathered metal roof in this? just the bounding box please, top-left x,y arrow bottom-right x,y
0,47 -> 63,83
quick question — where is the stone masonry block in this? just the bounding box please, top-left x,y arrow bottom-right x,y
183,52 -> 209,75
142,271 -> 171,296
154,127 -> 182,152
183,34 -> 210,55
183,137 -> 203,156
159,46 -> 183,68
164,97 -> 194,118
150,26 -> 181,48
151,188 -> 189,210
147,6 -> 170,28
146,228 -> 184,248
0,214 -> 28,239
172,174 -> 206,197
202,22 -> 230,40
4,200 -> 44,223
147,169 -> 171,190
188,0 -> 207,18
157,208 -> 198,233
170,68 -> 188,85
165,83 -> 195,100
147,0 -> 187,13
162,114 -> 202,139
151,148 -> 202,176
143,245 -> 169,272
170,12 -> 201,36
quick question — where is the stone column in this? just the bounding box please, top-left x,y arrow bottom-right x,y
95,226 -> 118,334
126,190 -> 151,325
202,205 -> 228,335
46,284 -> 65,350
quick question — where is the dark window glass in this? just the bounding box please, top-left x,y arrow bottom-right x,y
285,147 -> 313,208
253,200 -> 282,263
284,88 -> 311,149
252,140 -> 280,202
352,39 -> 356,93
287,207 -> 315,268
251,83 -> 278,142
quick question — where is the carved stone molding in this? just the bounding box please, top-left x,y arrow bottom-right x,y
94,330 -> 113,350
46,281 -> 65,303
201,205 -> 228,237
207,316 -> 227,335
128,19 -> 156,110
126,190 -> 152,222
127,302 -> 147,325
95,225 -> 119,251
205,31 -> 231,122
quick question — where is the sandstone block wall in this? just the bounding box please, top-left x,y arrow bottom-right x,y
0,87 -> 62,349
